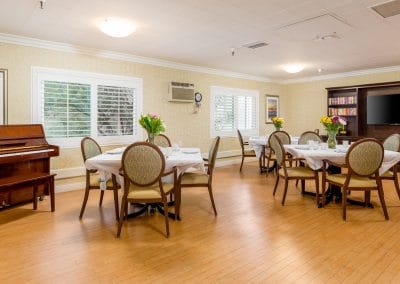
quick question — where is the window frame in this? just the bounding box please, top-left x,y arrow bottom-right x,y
32,67 -> 143,148
210,85 -> 259,138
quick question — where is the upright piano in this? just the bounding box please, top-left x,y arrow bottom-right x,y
0,124 -> 59,208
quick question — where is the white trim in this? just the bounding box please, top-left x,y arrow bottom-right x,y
2,33 -> 400,85
31,67 -> 143,147
52,166 -> 86,179
281,65 -> 400,84
0,32 -> 271,83
210,86 -> 260,138
55,181 -> 85,193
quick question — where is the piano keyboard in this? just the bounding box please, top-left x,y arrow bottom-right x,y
0,149 -> 55,158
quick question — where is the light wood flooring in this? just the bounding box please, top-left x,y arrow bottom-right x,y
1,162 -> 400,283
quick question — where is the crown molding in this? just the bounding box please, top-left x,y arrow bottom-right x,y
280,65 -> 400,84
0,32 -> 272,83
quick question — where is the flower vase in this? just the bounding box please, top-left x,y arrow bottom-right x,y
327,130 -> 337,149
275,126 -> 281,131
147,132 -> 155,144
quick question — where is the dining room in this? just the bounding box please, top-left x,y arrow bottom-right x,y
2,0 -> 400,283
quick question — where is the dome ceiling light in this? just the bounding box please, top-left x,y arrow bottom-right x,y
282,64 -> 305,74
99,17 -> 136,38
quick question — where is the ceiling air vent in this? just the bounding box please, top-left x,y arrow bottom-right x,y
371,0 -> 400,18
242,41 -> 269,49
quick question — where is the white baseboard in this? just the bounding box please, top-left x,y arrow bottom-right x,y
52,167 -> 85,179
55,181 -> 85,193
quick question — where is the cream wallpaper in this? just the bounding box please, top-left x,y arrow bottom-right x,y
0,43 -> 283,171
2,41 -> 399,174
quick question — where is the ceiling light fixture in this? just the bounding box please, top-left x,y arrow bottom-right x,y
283,64 -> 305,74
99,17 -> 136,38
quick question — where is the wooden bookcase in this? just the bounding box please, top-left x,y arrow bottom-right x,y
326,81 -> 400,140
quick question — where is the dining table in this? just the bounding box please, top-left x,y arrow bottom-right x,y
284,144 -> 400,206
248,135 -> 299,172
85,146 -> 205,218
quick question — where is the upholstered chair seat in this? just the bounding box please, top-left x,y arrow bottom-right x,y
326,174 -> 377,188
180,172 -> 209,184
128,183 -> 175,199
279,167 -> 315,178
244,149 -> 256,156
89,178 -> 115,188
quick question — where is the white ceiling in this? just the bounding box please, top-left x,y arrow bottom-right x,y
1,0 -> 400,80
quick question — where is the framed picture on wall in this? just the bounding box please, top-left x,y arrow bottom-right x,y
265,95 -> 279,124
0,69 -> 7,124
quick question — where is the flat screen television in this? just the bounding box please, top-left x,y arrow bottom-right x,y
367,94 -> 400,125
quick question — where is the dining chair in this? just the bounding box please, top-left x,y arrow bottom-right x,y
381,133 -> 400,199
117,142 -> 177,238
237,130 -> 256,172
298,131 -> 322,145
177,136 -> 220,217
270,135 -> 320,206
152,134 -> 172,147
296,131 -> 323,186
266,130 -> 292,175
322,138 -> 388,221
79,137 -> 120,220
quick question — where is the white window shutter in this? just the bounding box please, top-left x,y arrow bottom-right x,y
43,81 -> 91,138
97,85 -> 136,137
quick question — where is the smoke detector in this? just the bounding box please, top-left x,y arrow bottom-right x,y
314,32 -> 341,42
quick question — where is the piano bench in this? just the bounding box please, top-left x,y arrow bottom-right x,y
0,173 -> 56,211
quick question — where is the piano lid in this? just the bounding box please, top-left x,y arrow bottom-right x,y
0,124 -> 45,140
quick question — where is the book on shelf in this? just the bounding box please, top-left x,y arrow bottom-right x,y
328,96 -> 356,105
328,107 -> 357,116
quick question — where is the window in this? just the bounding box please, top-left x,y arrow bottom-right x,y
210,86 -> 259,137
32,67 -> 143,147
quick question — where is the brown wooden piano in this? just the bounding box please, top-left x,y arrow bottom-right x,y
0,124 -> 59,211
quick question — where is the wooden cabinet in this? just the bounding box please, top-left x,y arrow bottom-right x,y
326,81 -> 400,140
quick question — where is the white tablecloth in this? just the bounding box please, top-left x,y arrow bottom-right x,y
85,147 -> 205,188
249,136 -> 299,158
284,144 -> 400,175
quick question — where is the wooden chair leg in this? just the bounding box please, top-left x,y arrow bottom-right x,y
393,174 -> 400,200
301,179 -> 305,194
163,199 -> 170,238
112,175 -> 119,221
79,187 -> 90,219
99,190 -> 105,206
208,185 -> 218,216
113,188 -> 119,221
240,156 -> 244,172
282,179 -> 289,206
49,176 -> 55,212
175,185 -> 181,220
342,187 -> 347,221
377,181 -> 389,220
273,175 -> 280,196
117,195 -> 127,238
315,174 -> 320,207
33,185 -> 38,210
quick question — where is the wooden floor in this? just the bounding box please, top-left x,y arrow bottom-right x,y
1,162 -> 400,283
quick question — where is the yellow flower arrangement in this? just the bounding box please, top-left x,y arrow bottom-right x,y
320,115 -> 346,132
272,117 -> 284,130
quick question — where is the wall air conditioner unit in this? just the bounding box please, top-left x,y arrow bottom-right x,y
169,82 -> 195,102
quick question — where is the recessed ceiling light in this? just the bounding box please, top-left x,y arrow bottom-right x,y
99,17 -> 136,38
318,68 -> 323,73
283,64 -> 305,74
